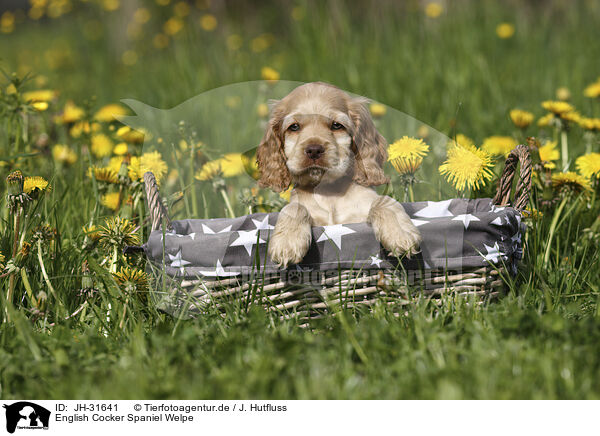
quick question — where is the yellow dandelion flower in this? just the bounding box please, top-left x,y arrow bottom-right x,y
107,156 -> 128,175
556,87 -> 571,101
576,153 -> 600,179
116,125 -> 147,143
552,172 -> 592,194
560,110 -> 581,124
1,11 -> 15,34
102,0 -> 120,11
140,151 -> 168,180
218,153 -> 246,178
153,33 -> 169,49
388,136 -> 429,175
128,151 -> 168,182
391,156 -> 423,176
164,16 -> 183,35
496,22 -> 515,39
89,166 -> 118,184
447,133 -> 474,148
541,100 -> 574,115
291,6 -> 305,21
133,7 -> 151,23
257,103 -> 269,118
29,6 -> 44,20
94,104 -> 128,122
98,217 -> 139,248
537,113 -> 554,128
538,141 -> 559,169
523,208 -> 543,220
60,100 -> 84,123
439,144 -> 494,191
424,2 -> 443,18
91,133 -> 114,158
23,177 -> 51,195
199,13 -> 217,31
578,117 -> 600,132
226,34 -> 243,50
241,153 -> 260,180
126,156 -> 141,181
369,103 -> 387,118
583,81 -> 600,98
113,267 -> 149,295
23,89 -> 57,103
251,34 -> 274,53
52,144 -> 77,165
482,136 -> 517,156
31,101 -> 48,111
113,142 -> 129,155
173,1 -> 190,17
82,224 -> 101,242
69,121 -> 101,138
101,192 -> 121,211
195,160 -> 222,181
509,109 -> 534,129
261,66 -> 280,82
280,186 -> 292,201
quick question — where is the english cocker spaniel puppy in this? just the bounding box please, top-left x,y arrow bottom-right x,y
256,82 -> 421,268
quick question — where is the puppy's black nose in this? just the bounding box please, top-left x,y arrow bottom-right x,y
305,144 -> 325,160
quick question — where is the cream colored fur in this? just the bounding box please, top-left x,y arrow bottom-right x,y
256,82 -> 422,268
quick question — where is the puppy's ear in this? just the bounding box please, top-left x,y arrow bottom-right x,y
256,107 -> 291,192
349,97 -> 390,186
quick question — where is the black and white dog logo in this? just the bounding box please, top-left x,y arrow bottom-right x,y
3,402 -> 50,433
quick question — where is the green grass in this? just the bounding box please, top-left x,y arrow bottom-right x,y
1,0 -> 600,399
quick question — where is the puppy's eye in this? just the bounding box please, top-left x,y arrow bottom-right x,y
288,123 -> 300,132
331,121 -> 344,130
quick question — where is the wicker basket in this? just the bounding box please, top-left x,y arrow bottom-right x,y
142,144 -> 532,319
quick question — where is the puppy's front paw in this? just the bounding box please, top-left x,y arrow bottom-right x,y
378,224 -> 422,258
268,202 -> 313,268
268,231 -> 312,268
368,197 -> 422,258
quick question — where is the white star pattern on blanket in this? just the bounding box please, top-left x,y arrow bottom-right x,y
201,223 -> 232,234
410,219 -> 429,227
229,229 -> 265,256
414,199 -> 454,218
162,231 -> 196,241
452,214 -> 480,229
481,242 -> 505,263
168,248 -> 191,274
370,255 -> 383,267
252,216 -> 275,230
199,259 -> 240,277
490,216 -> 504,226
159,229 -> 176,242
316,224 -> 356,250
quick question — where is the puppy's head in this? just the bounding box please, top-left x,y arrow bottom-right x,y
256,82 -> 389,192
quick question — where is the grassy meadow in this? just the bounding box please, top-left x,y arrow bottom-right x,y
1,0 -> 600,399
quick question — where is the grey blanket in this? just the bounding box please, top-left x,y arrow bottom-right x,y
143,198 -> 525,279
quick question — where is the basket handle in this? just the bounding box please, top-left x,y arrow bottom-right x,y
492,144 -> 532,210
143,171 -> 172,231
